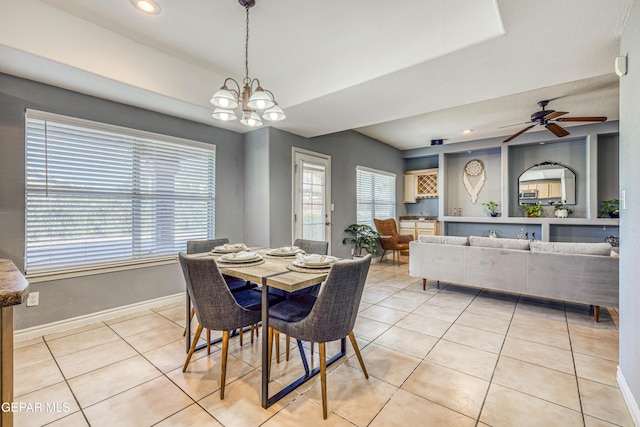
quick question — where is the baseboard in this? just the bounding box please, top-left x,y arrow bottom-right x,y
14,293 -> 185,342
618,366 -> 640,426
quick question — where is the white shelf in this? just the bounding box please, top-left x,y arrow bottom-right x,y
440,216 -> 620,226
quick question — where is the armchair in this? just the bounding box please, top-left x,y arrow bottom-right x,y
373,218 -> 413,264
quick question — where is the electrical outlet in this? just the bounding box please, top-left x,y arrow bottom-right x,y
26,292 -> 39,307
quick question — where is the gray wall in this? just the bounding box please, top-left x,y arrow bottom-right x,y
619,1 -> 640,417
243,128 -> 270,247
0,73 -> 245,329
597,133 -> 620,204
264,128 -> 406,259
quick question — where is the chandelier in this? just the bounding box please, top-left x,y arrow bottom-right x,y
210,0 -> 286,127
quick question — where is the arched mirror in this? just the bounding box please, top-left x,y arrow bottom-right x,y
518,162 -> 576,206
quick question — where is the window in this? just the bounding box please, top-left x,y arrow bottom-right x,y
356,166 -> 396,228
25,110 -> 216,275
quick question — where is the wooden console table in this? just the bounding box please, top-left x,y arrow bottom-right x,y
0,260 -> 29,427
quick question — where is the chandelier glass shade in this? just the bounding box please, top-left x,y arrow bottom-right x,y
210,0 -> 286,127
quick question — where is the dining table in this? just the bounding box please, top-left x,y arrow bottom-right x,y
186,247 -> 345,408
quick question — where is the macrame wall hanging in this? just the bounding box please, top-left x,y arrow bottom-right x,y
463,159 -> 485,204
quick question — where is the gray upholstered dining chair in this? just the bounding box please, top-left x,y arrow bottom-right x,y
183,238 -> 257,344
179,253 -> 263,399
268,254 -> 372,419
293,238 -> 329,256
275,238 -> 329,361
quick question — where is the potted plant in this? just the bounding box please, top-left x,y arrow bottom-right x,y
342,224 -> 380,256
482,201 -> 500,217
600,199 -> 620,218
553,200 -> 573,218
522,203 -> 545,217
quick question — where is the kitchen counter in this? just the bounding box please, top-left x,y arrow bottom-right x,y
399,216 -> 438,221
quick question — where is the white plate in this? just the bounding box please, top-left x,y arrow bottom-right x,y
220,252 -> 260,263
292,259 -> 331,269
213,244 -> 247,253
294,254 -> 337,266
267,247 -> 303,256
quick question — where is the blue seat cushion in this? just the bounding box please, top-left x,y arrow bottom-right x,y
233,288 -> 284,311
269,294 -> 317,323
224,275 -> 257,293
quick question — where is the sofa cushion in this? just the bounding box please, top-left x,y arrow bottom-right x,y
469,236 -> 530,250
418,235 -> 469,246
530,241 -> 612,256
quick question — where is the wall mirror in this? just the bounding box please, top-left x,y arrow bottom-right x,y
518,162 -> 576,205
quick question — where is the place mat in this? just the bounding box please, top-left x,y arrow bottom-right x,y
217,258 -> 265,267
286,263 -> 332,274
265,253 -> 298,259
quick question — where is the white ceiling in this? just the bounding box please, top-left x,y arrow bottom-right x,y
0,0 -> 633,150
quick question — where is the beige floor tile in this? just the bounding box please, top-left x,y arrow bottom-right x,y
511,312 -> 568,333
46,411 -> 89,427
579,378 -> 635,426
353,317 -> 391,342
199,369 -> 291,427
376,294 -> 424,312
584,414 -> 623,426
154,403 -> 223,426
225,338 -> 264,370
56,339 -> 138,378
443,324 -> 505,354
14,358 -> 64,397
347,342 -> 421,387
144,338 -> 212,373
46,326 -> 121,358
455,310 -> 511,335
361,286 -> 400,304
69,355 -> 162,408
413,301 -> 466,322
395,312 -> 453,338
123,322 -> 184,353
262,395 -> 354,426
571,333 -> 619,362
569,322 -> 619,343
501,335 -> 575,375
358,301 -> 372,312
358,305 -> 409,325
108,312 -> 180,338
574,353 -> 619,387
103,309 -> 153,325
480,383 -> 583,427
370,388 -> 475,427
507,324 -> 571,350
13,336 -> 44,349
14,342 -> 53,370
373,326 -> 438,358
13,382 -> 81,426
84,376 -> 192,427
465,300 -> 515,320
303,363 -> 397,426
492,356 -> 581,411
402,361 -> 489,418
426,340 -> 498,380
156,304 -> 188,325
427,292 -> 475,310
515,300 -> 567,321
44,322 -> 104,341
168,352 -> 254,401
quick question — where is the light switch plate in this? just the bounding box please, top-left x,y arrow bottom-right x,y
27,292 -> 39,307
621,190 -> 627,210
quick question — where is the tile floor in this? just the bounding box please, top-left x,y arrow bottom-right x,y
13,261 -> 634,426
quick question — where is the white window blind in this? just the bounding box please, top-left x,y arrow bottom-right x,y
25,111 -> 216,275
356,166 -> 396,228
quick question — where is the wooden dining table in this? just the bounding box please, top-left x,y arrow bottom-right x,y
186,248 -> 345,409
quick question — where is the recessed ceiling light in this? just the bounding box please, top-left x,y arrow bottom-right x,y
131,0 -> 161,15
463,129 -> 473,134
540,142 -> 546,145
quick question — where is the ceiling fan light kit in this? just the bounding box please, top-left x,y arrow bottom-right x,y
502,100 -> 607,143
209,0 -> 286,127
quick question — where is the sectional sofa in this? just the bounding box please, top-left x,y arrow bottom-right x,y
409,235 -> 619,321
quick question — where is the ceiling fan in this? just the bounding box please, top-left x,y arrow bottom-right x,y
503,100 -> 607,143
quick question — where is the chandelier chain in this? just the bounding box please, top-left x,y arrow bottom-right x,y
244,5 -> 250,82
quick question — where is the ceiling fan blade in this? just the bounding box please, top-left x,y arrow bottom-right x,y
546,122 -> 570,138
543,111 -> 568,120
503,124 -> 536,143
555,116 -> 607,122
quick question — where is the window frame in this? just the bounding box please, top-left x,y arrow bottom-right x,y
24,109 -> 216,278
355,165 -> 397,229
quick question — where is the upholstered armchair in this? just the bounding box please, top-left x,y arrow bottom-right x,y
373,218 -> 413,263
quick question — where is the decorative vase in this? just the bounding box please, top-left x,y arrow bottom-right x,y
490,212 -> 499,217
609,211 -> 620,218
555,209 -> 568,218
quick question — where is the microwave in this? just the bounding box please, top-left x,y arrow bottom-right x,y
519,189 -> 538,199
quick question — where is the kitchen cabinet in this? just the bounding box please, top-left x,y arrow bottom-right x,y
398,220 -> 439,239
404,168 -> 438,203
